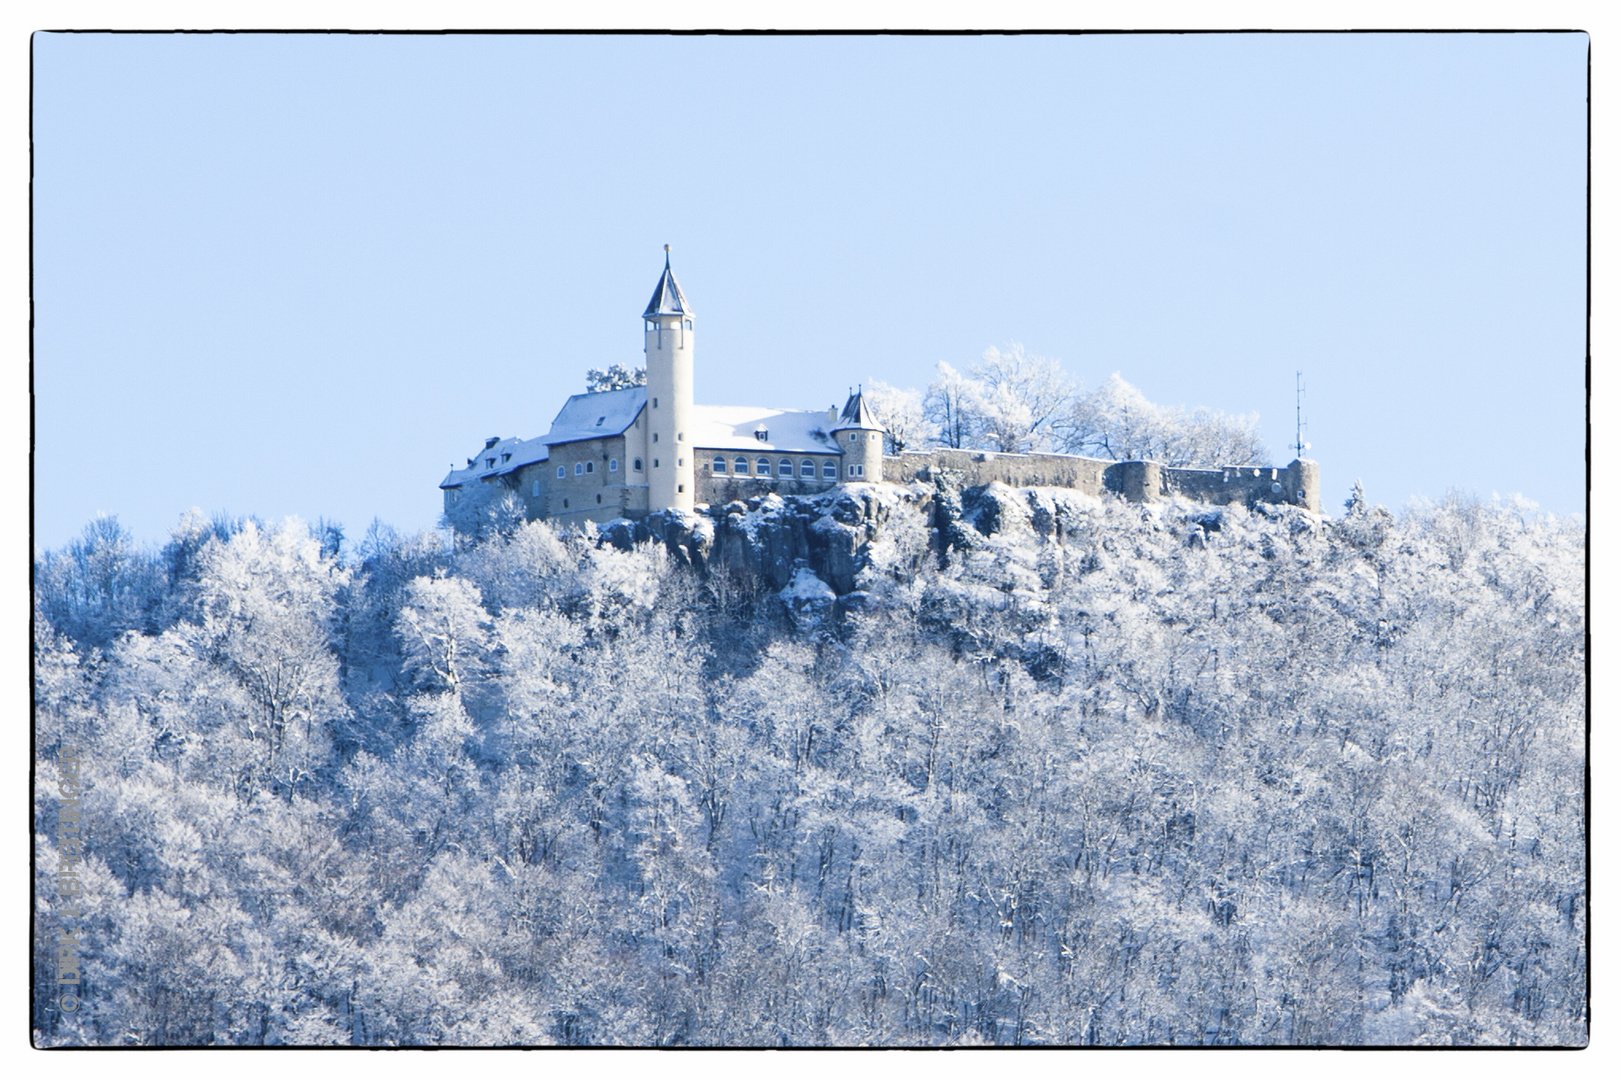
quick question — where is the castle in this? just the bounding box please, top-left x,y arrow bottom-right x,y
441,250 -> 1320,525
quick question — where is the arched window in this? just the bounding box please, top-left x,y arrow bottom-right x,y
633,458 -> 643,472
575,462 -> 584,476
778,459 -> 793,477
712,456 -> 727,473
585,461 -> 594,474
609,458 -> 618,472
799,460 -> 815,478
556,465 -> 565,479
757,457 -> 772,476
822,461 -> 836,480
734,457 -> 749,475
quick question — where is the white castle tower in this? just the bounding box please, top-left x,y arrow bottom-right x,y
643,245 -> 695,514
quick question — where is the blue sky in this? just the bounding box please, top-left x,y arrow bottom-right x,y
32,31 -> 1587,550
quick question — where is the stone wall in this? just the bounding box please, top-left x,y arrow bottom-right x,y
697,474 -> 839,507
888,449 -> 1110,495
888,449 -> 1319,512
1161,459 -> 1319,512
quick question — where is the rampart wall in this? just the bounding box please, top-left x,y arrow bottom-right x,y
889,449 -> 1111,495
890,449 -> 1319,512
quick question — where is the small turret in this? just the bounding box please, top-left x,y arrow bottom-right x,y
831,387 -> 884,483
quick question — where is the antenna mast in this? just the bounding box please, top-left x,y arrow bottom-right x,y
1294,371 -> 1306,459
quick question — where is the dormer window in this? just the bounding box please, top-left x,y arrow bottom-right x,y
502,453 -> 511,463
486,458 -> 496,469
596,416 -> 606,426
754,429 -> 768,442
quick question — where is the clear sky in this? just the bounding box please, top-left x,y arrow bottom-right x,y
32,31 -> 1588,550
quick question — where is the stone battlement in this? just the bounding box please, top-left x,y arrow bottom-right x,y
889,449 -> 1319,512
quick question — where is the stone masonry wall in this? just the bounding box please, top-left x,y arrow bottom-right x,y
889,449 -> 1319,512
888,449 -> 1110,495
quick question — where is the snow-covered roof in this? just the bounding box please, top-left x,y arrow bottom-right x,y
543,386 -> 648,448
689,405 -> 844,455
643,249 -> 693,318
441,434 -> 549,489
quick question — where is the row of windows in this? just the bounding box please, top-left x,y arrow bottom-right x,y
713,456 -> 849,480
555,458 -> 640,480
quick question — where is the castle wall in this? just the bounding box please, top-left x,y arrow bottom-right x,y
889,449 -> 1110,495
1161,460 -> 1319,512
698,474 -> 839,506
546,434 -> 650,526
888,449 -> 1320,512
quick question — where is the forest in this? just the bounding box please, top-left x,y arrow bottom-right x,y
33,478 -> 1586,1045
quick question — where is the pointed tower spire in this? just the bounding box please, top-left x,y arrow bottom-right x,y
644,244 -> 693,319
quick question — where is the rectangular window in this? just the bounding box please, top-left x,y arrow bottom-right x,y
533,480 -> 541,497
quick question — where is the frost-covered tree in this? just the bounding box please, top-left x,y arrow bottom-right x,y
862,380 -> 934,454
922,362 -> 982,449
442,483 -> 527,545
970,343 -> 1075,453
34,515 -> 165,647
1056,372 -> 1267,466
585,364 -> 647,392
